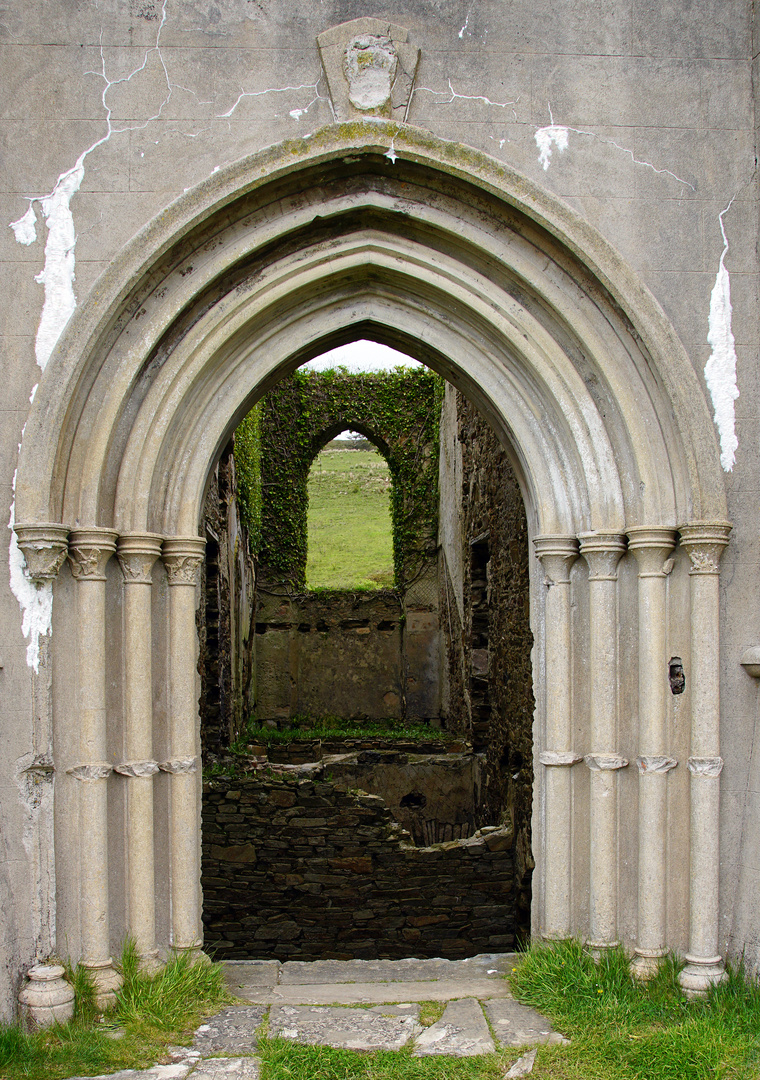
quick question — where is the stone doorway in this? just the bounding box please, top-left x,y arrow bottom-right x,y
13,126 -> 729,1000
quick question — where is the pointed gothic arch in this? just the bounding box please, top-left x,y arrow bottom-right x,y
13,122 -> 729,1000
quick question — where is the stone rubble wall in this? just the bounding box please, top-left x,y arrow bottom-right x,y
438,385 -> 535,938
202,774 -> 514,961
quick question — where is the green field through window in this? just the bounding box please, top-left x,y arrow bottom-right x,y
306,446 -> 395,590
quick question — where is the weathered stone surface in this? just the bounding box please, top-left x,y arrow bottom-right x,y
484,999 -> 568,1047
279,954 -> 515,984
65,1069 -> 191,1080
192,1007 -> 266,1055
505,1048 -> 538,1077
413,998 -> 495,1056
190,1060 -> 259,1079
270,1004 -> 421,1050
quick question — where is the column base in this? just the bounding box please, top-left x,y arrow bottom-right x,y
631,949 -> 666,981
678,954 -> 726,996
138,949 -> 163,975
171,943 -> 211,966
586,939 -> 619,960
82,959 -> 123,1010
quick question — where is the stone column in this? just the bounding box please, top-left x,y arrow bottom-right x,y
13,523 -> 69,962
534,535 -> 581,939
578,532 -> 627,952
115,534 -> 163,971
678,522 -> 731,994
162,537 -> 206,958
67,528 -> 122,1007
627,527 -> 677,978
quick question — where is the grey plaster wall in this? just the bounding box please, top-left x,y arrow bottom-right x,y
0,0 -> 758,1017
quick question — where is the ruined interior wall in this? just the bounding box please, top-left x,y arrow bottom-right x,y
202,772 -> 514,961
438,385 -> 535,938
199,445 -> 256,755
254,590 -> 406,722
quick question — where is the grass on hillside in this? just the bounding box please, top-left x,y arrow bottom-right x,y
0,942 -> 232,1080
306,448 -> 395,590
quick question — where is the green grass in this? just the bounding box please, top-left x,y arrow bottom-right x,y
0,942 -> 233,1080
237,716 -> 457,747
306,448 -> 395,590
257,1037 -> 507,1079
508,938 -> 760,1079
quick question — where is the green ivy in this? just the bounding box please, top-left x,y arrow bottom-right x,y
233,402 -> 263,554
235,367 -> 443,591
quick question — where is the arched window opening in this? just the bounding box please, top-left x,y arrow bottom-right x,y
306,432 -> 394,590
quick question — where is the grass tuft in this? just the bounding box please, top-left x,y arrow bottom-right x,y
0,941 -> 233,1080
257,1036 -> 506,1079
508,938 -> 760,1079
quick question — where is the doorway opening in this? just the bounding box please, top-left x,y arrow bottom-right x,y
199,342 -> 534,959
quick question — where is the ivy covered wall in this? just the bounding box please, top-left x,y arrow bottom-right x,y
249,367 -> 443,590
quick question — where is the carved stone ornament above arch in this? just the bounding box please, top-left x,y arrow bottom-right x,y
13,122 -> 726,544
317,19 -> 420,121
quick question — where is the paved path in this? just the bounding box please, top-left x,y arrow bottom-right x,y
67,954 -> 565,1079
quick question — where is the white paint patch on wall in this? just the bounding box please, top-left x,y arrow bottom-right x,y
8,493 -> 52,676
30,159 -> 85,371
10,205 -> 37,247
535,125 -> 568,170
704,198 -> 739,472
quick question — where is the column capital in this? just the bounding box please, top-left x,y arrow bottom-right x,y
578,532 -> 627,580
14,523 -> 69,584
534,535 -> 579,585
678,522 -> 732,575
627,527 -> 677,577
162,537 -> 205,586
68,528 -> 118,581
117,533 -> 164,585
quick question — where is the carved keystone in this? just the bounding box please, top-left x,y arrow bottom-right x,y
318,19 -> 420,122
14,523 -> 69,584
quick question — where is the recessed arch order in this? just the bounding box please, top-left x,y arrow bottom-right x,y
16,120 -> 724,538
13,121 -> 732,995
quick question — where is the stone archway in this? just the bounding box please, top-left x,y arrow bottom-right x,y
13,122 -> 729,1002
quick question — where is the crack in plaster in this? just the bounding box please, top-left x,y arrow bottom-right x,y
413,80 -> 518,117
534,106 -> 695,190
705,195 -> 740,472
217,74 -> 328,121
458,4 -> 474,38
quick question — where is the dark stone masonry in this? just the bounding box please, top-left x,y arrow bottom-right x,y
202,773 -> 515,961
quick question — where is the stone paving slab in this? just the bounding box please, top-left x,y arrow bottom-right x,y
484,998 -> 568,1047
251,976 -> 512,1005
225,960 -> 280,989
269,1003 -> 422,1050
278,953 -> 515,984
413,998 -> 495,1057
189,1060 -> 259,1079
66,1068 -> 192,1080
192,1006 -> 266,1055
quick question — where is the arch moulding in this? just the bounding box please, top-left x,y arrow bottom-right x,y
12,121 -> 730,998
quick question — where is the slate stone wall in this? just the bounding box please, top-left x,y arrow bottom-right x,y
202,774 -> 514,961
438,387 -> 534,938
